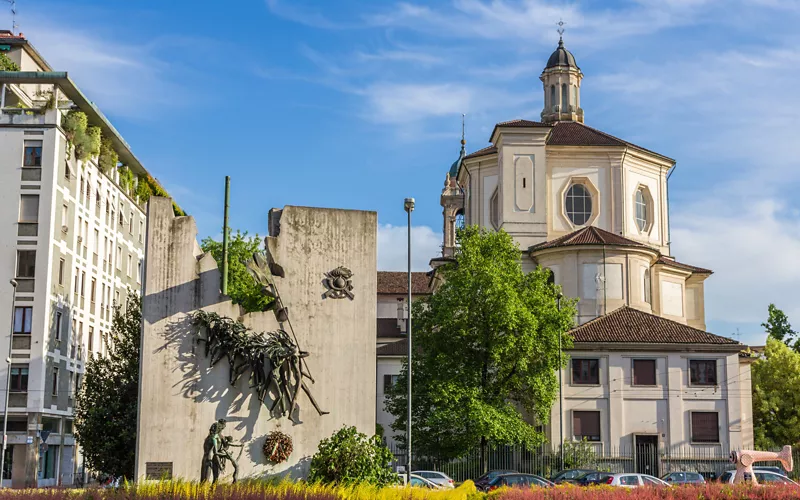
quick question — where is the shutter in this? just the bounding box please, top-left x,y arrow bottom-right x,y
691,412 -> 719,442
633,360 -> 656,386
574,411 -> 601,441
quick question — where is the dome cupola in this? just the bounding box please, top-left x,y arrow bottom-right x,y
545,38 -> 579,70
540,34 -> 584,124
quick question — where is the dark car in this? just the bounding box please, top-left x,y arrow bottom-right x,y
574,471 -> 614,486
661,472 -> 705,485
474,469 -> 518,491
487,473 -> 554,491
551,468 -> 597,484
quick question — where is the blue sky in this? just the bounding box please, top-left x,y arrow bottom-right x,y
5,0 -> 800,346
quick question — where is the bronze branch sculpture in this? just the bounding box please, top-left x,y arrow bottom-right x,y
192,310 -> 328,419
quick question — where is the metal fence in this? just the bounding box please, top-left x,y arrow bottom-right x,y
387,443 -> 800,483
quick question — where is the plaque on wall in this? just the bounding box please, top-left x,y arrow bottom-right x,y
145,462 -> 173,480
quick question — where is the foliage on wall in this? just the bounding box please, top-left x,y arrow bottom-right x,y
0,53 -> 19,72
98,136 -> 119,174
74,291 -> 141,479
200,231 -> 273,312
308,426 -> 395,486
117,166 -> 135,194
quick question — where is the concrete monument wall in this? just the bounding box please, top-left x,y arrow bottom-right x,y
134,198 -> 377,481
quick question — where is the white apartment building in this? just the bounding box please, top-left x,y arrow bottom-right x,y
0,31 -> 180,487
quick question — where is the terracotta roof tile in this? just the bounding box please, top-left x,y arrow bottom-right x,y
547,122 -> 673,162
571,306 -> 739,345
377,318 -> 406,338
377,271 -> 431,295
496,119 -> 550,127
464,145 -> 497,160
529,226 -> 647,252
377,339 -> 408,356
655,256 -> 713,275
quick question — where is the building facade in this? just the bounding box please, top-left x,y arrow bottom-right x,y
0,31 -> 179,487
434,37 -> 754,457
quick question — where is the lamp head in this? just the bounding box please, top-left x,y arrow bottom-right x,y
9,280 -> 17,288
404,198 -> 415,213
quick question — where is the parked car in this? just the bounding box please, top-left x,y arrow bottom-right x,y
605,473 -> 670,487
474,469 -> 518,491
550,468 -> 597,484
487,473 -> 554,491
718,469 -> 798,485
574,471 -> 614,486
412,470 -> 455,489
661,472 -> 706,485
408,474 -> 442,488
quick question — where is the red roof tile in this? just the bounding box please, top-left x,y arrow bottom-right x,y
571,306 -> 739,345
377,271 -> 431,295
547,122 -> 673,162
529,226 -> 647,252
464,145 -> 497,160
655,256 -> 713,275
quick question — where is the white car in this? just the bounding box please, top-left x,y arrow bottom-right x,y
412,470 -> 455,488
718,469 -> 798,486
606,473 -> 670,487
406,474 -> 443,489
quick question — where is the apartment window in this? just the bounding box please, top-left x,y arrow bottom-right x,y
129,211 -> 134,234
642,267 -> 651,304
383,374 -> 400,392
93,229 -> 99,255
13,306 -> 32,335
55,311 -> 62,340
18,195 -> 39,223
80,271 -> 86,297
51,368 -> 59,396
73,270 -> 79,294
80,181 -> 85,202
119,212 -> 124,227
83,221 -> 88,247
61,203 -> 68,227
689,359 -> 717,386
16,250 -> 36,278
88,326 -> 94,353
137,260 -> 142,283
117,247 -> 122,270
85,183 -> 91,207
139,221 -> 144,243
691,412 -> 720,443
58,258 -> 65,285
95,184 -> 101,206
127,255 -> 133,277
91,278 -> 97,303
9,366 -> 28,392
573,411 -> 601,442
23,140 -> 42,167
571,359 -> 599,385
115,290 -> 120,306
632,359 -> 656,386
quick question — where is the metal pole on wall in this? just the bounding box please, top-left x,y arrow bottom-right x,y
404,197 -> 415,484
1,279 -> 18,487
557,293 -> 564,472
221,176 -> 231,295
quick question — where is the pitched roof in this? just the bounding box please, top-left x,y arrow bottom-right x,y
464,145 -> 498,160
547,122 -> 673,162
377,318 -> 406,338
377,339 -> 408,356
571,306 -> 739,345
377,271 -> 431,295
529,226 -> 647,252
655,256 -> 713,275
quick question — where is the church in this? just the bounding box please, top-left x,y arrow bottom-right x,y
377,35 -> 755,473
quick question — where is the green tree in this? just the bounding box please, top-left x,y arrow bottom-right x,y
74,292 -> 141,479
308,426 -> 395,486
385,226 -> 576,469
753,338 -> 800,448
762,304 -> 798,351
0,53 -> 20,71
200,231 -> 272,313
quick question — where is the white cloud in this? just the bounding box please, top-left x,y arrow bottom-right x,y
378,224 -> 441,271
363,83 -> 474,124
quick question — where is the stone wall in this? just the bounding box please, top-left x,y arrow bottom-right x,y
135,198 -> 377,481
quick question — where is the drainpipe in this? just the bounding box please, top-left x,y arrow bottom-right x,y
602,244 -> 607,316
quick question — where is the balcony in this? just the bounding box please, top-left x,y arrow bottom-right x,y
0,107 -> 60,126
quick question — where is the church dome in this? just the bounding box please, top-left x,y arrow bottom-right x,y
545,39 -> 579,70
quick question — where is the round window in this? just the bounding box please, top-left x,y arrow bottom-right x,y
565,184 -> 592,226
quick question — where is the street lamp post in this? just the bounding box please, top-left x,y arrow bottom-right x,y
403,197 -> 415,484
557,293 -> 564,472
1,279 -> 18,487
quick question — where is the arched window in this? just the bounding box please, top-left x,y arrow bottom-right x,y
550,85 -> 556,111
573,85 -> 578,108
489,188 -> 500,229
565,183 -> 592,226
455,210 -> 465,230
635,186 -> 651,232
561,83 -> 568,111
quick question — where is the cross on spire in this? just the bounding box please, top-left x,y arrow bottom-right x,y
557,19 -> 565,42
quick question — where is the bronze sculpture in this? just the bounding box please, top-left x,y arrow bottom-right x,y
200,419 -> 242,484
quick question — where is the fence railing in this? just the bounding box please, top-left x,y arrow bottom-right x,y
387,443 -> 800,483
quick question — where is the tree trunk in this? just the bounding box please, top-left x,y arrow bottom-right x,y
480,436 -> 488,475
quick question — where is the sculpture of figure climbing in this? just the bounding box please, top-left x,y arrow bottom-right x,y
200,419 -> 242,484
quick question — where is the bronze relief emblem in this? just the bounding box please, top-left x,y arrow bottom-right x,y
323,267 -> 354,299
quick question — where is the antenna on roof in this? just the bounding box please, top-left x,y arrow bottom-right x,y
4,0 -> 17,35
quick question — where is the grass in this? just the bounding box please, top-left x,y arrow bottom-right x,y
0,481 -> 796,499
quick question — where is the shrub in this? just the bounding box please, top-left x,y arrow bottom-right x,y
308,425 -> 396,487
0,53 -> 20,71
98,136 -> 119,173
